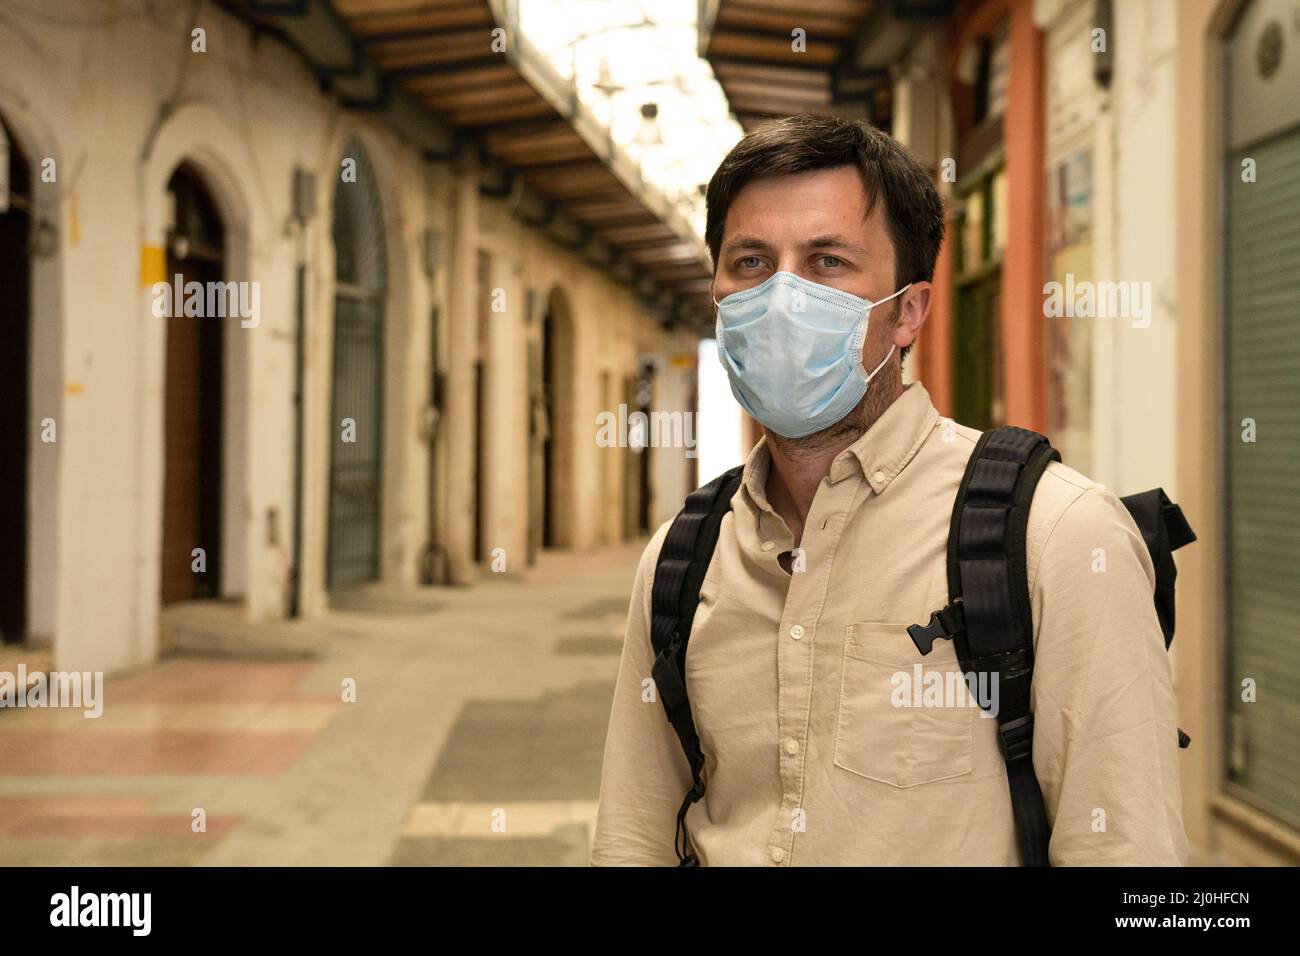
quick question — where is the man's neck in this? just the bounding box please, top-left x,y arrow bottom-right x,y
764,375 -> 904,545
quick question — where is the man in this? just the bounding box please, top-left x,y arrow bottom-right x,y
590,115 -> 1187,866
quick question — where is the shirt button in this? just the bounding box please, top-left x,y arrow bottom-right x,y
789,624 -> 804,640
760,540 -> 775,552
771,846 -> 785,863
872,470 -> 886,483
785,739 -> 799,755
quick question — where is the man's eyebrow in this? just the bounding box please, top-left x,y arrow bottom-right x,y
804,234 -> 868,253
720,235 -> 771,254
720,234 -> 869,255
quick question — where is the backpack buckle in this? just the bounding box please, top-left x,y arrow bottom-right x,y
998,714 -> 1035,762
907,598 -> 964,655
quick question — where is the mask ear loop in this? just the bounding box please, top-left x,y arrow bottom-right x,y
874,282 -> 912,308
862,342 -> 896,382
853,282 -> 911,381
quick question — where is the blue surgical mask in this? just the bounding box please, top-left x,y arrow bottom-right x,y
714,272 -> 910,439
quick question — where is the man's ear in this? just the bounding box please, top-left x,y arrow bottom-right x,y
894,282 -> 932,348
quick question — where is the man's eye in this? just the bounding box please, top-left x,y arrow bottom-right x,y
738,256 -> 763,269
819,255 -> 844,268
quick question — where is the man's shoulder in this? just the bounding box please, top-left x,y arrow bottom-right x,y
636,466 -> 747,587
1032,459 -> 1101,531
929,420 -> 1130,575
635,517 -> 676,590
933,418 -> 1101,512
1028,460 -> 1150,594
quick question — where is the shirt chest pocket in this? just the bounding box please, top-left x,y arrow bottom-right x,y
833,621 -> 975,788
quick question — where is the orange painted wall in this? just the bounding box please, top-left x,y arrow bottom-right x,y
929,0 -> 1045,432
1000,0 -> 1046,432
922,223 -> 956,417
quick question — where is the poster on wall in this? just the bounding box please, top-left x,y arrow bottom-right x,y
1045,147 -> 1094,471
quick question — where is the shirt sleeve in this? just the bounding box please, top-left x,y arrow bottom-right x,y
1029,486 -> 1190,866
589,520 -> 694,866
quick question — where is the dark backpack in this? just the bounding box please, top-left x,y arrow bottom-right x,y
649,424 -> 1195,867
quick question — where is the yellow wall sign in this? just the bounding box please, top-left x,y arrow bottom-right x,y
139,244 -> 166,288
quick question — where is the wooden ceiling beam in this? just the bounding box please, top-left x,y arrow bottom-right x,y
338,1 -> 493,39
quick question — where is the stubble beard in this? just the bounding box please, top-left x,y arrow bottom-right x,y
766,303 -> 906,465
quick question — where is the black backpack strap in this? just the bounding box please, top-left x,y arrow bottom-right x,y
1120,487 -> 1197,751
650,464 -> 745,866
910,425 -> 1059,867
1119,488 -> 1196,650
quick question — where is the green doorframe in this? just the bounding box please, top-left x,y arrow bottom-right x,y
952,152 -> 1006,431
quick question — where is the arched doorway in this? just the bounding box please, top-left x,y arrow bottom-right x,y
540,287 -> 575,549
0,112 -> 32,642
327,138 -> 387,589
160,164 -> 226,605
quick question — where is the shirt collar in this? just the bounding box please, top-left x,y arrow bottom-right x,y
741,381 -> 940,513
741,430 -> 777,516
830,381 -> 939,493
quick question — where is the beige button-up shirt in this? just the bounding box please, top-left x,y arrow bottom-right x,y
591,381 -> 1188,866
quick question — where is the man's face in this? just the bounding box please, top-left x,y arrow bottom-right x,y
711,165 -> 928,364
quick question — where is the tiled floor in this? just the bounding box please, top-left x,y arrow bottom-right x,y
0,543 -> 641,866
388,680 -> 613,866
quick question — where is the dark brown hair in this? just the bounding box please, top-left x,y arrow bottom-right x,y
705,114 -> 945,360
